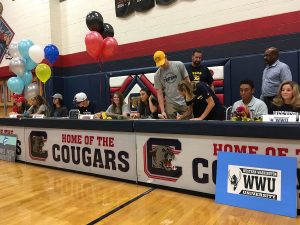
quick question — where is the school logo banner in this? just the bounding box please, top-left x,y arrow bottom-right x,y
115,0 -> 134,17
134,0 -> 155,12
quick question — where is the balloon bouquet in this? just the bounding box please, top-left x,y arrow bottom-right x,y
85,11 -> 118,64
7,40 -> 59,100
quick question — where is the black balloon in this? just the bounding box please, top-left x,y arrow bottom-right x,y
86,11 -> 104,33
102,23 -> 114,38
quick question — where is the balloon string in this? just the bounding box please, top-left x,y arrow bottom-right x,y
99,58 -> 103,72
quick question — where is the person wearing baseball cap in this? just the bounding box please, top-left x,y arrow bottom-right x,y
153,50 -> 191,119
73,92 -> 97,114
51,93 -> 68,117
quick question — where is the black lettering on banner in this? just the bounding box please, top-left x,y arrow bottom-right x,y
71,146 -> 80,165
16,140 -> 21,155
62,145 -> 70,163
82,147 -> 92,166
93,148 -> 104,168
297,169 -> 300,190
52,144 -> 61,161
212,160 -> 217,185
243,175 -> 276,192
104,149 -> 117,170
51,144 -> 130,173
118,151 -> 129,172
192,158 -> 209,184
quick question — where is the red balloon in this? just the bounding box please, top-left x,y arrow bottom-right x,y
102,37 -> 118,59
85,31 -> 103,61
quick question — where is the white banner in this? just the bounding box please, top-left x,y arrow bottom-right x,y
24,128 -> 137,181
0,126 -> 26,161
136,133 -> 300,209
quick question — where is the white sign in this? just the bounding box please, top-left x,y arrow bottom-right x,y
0,126 -> 26,161
262,115 -> 297,122
32,114 -> 45,119
227,165 -> 281,200
24,128 -> 137,181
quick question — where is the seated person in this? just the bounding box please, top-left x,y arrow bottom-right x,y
268,80 -> 300,114
12,93 -> 22,113
105,92 -> 130,118
177,80 -> 224,120
50,93 -> 68,117
131,88 -> 158,119
27,95 -> 50,117
73,92 -> 97,114
232,80 -> 268,117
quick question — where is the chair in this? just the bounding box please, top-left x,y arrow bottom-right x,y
225,106 -> 233,121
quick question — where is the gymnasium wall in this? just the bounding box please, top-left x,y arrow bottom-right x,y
1,0 -> 300,112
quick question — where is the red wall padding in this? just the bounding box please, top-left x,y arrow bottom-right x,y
118,76 -> 134,93
140,74 -> 157,97
213,80 -> 224,87
216,94 -> 224,105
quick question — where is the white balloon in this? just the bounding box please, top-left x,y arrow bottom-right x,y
9,57 -> 25,77
8,41 -> 20,58
24,82 -> 39,99
28,45 -> 44,63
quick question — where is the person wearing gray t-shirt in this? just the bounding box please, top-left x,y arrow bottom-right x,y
153,50 -> 191,119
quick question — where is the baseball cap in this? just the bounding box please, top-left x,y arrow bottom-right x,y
74,92 -> 87,103
153,50 -> 166,67
12,94 -> 22,99
52,93 -> 63,100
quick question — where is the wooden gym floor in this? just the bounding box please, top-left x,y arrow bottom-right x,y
0,160 -> 299,225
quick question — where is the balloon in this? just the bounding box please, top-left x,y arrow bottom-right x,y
25,57 -> 37,71
35,63 -> 51,83
29,45 -> 44,63
102,37 -> 118,59
22,71 -> 33,86
7,77 -> 24,94
9,57 -> 26,77
85,31 -> 104,61
44,44 -> 59,64
18,39 -> 34,59
86,11 -> 104,33
102,23 -> 114,38
8,41 -> 20,58
24,82 -> 39,99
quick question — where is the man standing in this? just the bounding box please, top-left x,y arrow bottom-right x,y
261,47 -> 292,108
187,49 -> 214,91
232,80 -> 268,118
153,50 -> 190,119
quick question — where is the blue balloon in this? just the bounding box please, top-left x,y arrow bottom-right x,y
23,71 -> 33,86
7,77 -> 24,94
25,57 -> 37,71
18,39 -> 34,59
44,44 -> 59,64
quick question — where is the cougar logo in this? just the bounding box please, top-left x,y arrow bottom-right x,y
29,131 -> 48,161
151,145 -> 175,171
144,138 -> 182,182
228,170 -> 241,191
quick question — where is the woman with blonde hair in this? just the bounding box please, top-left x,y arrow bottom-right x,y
269,81 -> 300,114
27,95 -> 50,117
177,80 -> 224,120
